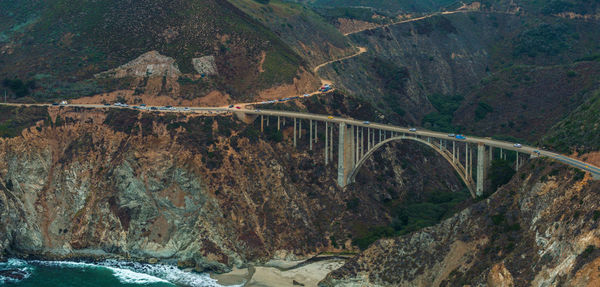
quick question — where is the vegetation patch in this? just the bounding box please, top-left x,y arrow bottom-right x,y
0,105 -> 49,138
422,93 -> 464,132
352,190 -> 469,250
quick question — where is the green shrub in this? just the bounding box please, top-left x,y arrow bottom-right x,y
474,102 -> 493,121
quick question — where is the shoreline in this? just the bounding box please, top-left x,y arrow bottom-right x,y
211,255 -> 350,287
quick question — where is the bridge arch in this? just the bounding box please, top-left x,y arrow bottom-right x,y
346,136 -> 476,197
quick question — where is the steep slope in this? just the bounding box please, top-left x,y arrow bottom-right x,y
0,97 -> 467,269
315,11 -> 600,140
322,159 -> 600,286
0,0 -> 313,103
228,0 -> 356,67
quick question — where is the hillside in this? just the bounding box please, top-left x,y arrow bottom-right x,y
228,0 -> 356,67
0,0 -> 313,104
322,159 -> 600,286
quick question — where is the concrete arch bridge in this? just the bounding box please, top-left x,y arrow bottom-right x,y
236,109 -> 600,198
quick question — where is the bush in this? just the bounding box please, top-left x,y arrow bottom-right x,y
422,94 -> 464,131
513,24 -> 570,57
488,159 -> 516,191
474,102 -> 493,121
2,78 -> 35,98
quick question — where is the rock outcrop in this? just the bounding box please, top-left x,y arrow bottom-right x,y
192,56 -> 218,76
95,51 -> 181,79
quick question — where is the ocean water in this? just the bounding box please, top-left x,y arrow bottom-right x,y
0,259 -> 239,287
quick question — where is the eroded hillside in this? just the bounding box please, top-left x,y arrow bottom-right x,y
322,159 -> 600,286
0,98 -> 467,272
0,0 -> 316,103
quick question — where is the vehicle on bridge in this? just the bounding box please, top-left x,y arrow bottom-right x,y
409,128 -> 417,132
363,121 -> 370,124
455,135 -> 466,140
448,134 -> 456,137
514,143 -> 522,148
328,116 -> 334,119
60,100 -> 68,105
228,105 -> 234,108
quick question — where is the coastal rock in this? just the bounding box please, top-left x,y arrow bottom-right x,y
0,269 -> 28,280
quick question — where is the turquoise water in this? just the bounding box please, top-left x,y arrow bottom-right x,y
0,259 -> 236,287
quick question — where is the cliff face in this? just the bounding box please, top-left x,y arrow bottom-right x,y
0,102 -> 465,271
322,159 -> 600,286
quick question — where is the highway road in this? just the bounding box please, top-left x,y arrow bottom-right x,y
2,102 -> 599,178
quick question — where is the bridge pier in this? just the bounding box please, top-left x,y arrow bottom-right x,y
452,141 -> 456,163
309,120 -> 312,150
476,143 -> 486,196
299,120 -> 302,139
337,123 -> 355,187
277,116 -> 280,131
293,118 -> 297,148
325,122 -> 328,164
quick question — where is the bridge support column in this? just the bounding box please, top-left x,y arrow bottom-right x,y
516,152 -> 520,171
476,143 -> 486,197
293,118 -> 297,148
337,123 -> 355,187
299,120 -> 302,139
355,126 -> 359,163
452,141 -> 456,163
267,116 -> 269,126
314,122 -> 318,143
277,116 -> 280,131
330,124 -> 333,160
325,122 -> 328,165
465,144 -> 469,179
309,120 -> 313,150
260,115 -> 264,132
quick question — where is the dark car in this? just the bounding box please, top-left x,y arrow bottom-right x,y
52,103 -> 59,106
229,105 -> 234,108
150,107 -> 158,110
103,103 -> 110,106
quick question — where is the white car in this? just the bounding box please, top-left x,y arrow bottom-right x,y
513,143 -> 522,148
448,134 -> 456,137
409,128 -> 417,132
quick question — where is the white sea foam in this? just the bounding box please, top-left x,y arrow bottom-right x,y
29,260 -> 172,285
23,259 -> 241,287
99,260 -> 243,287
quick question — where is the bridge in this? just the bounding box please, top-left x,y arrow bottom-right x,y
2,102 -> 599,197
235,109 -> 600,198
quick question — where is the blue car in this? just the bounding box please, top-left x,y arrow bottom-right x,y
455,135 -> 466,140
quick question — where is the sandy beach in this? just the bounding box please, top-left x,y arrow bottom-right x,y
211,257 -> 346,287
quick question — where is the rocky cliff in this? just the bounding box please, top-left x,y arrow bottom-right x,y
0,99 -> 466,271
322,159 -> 600,286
